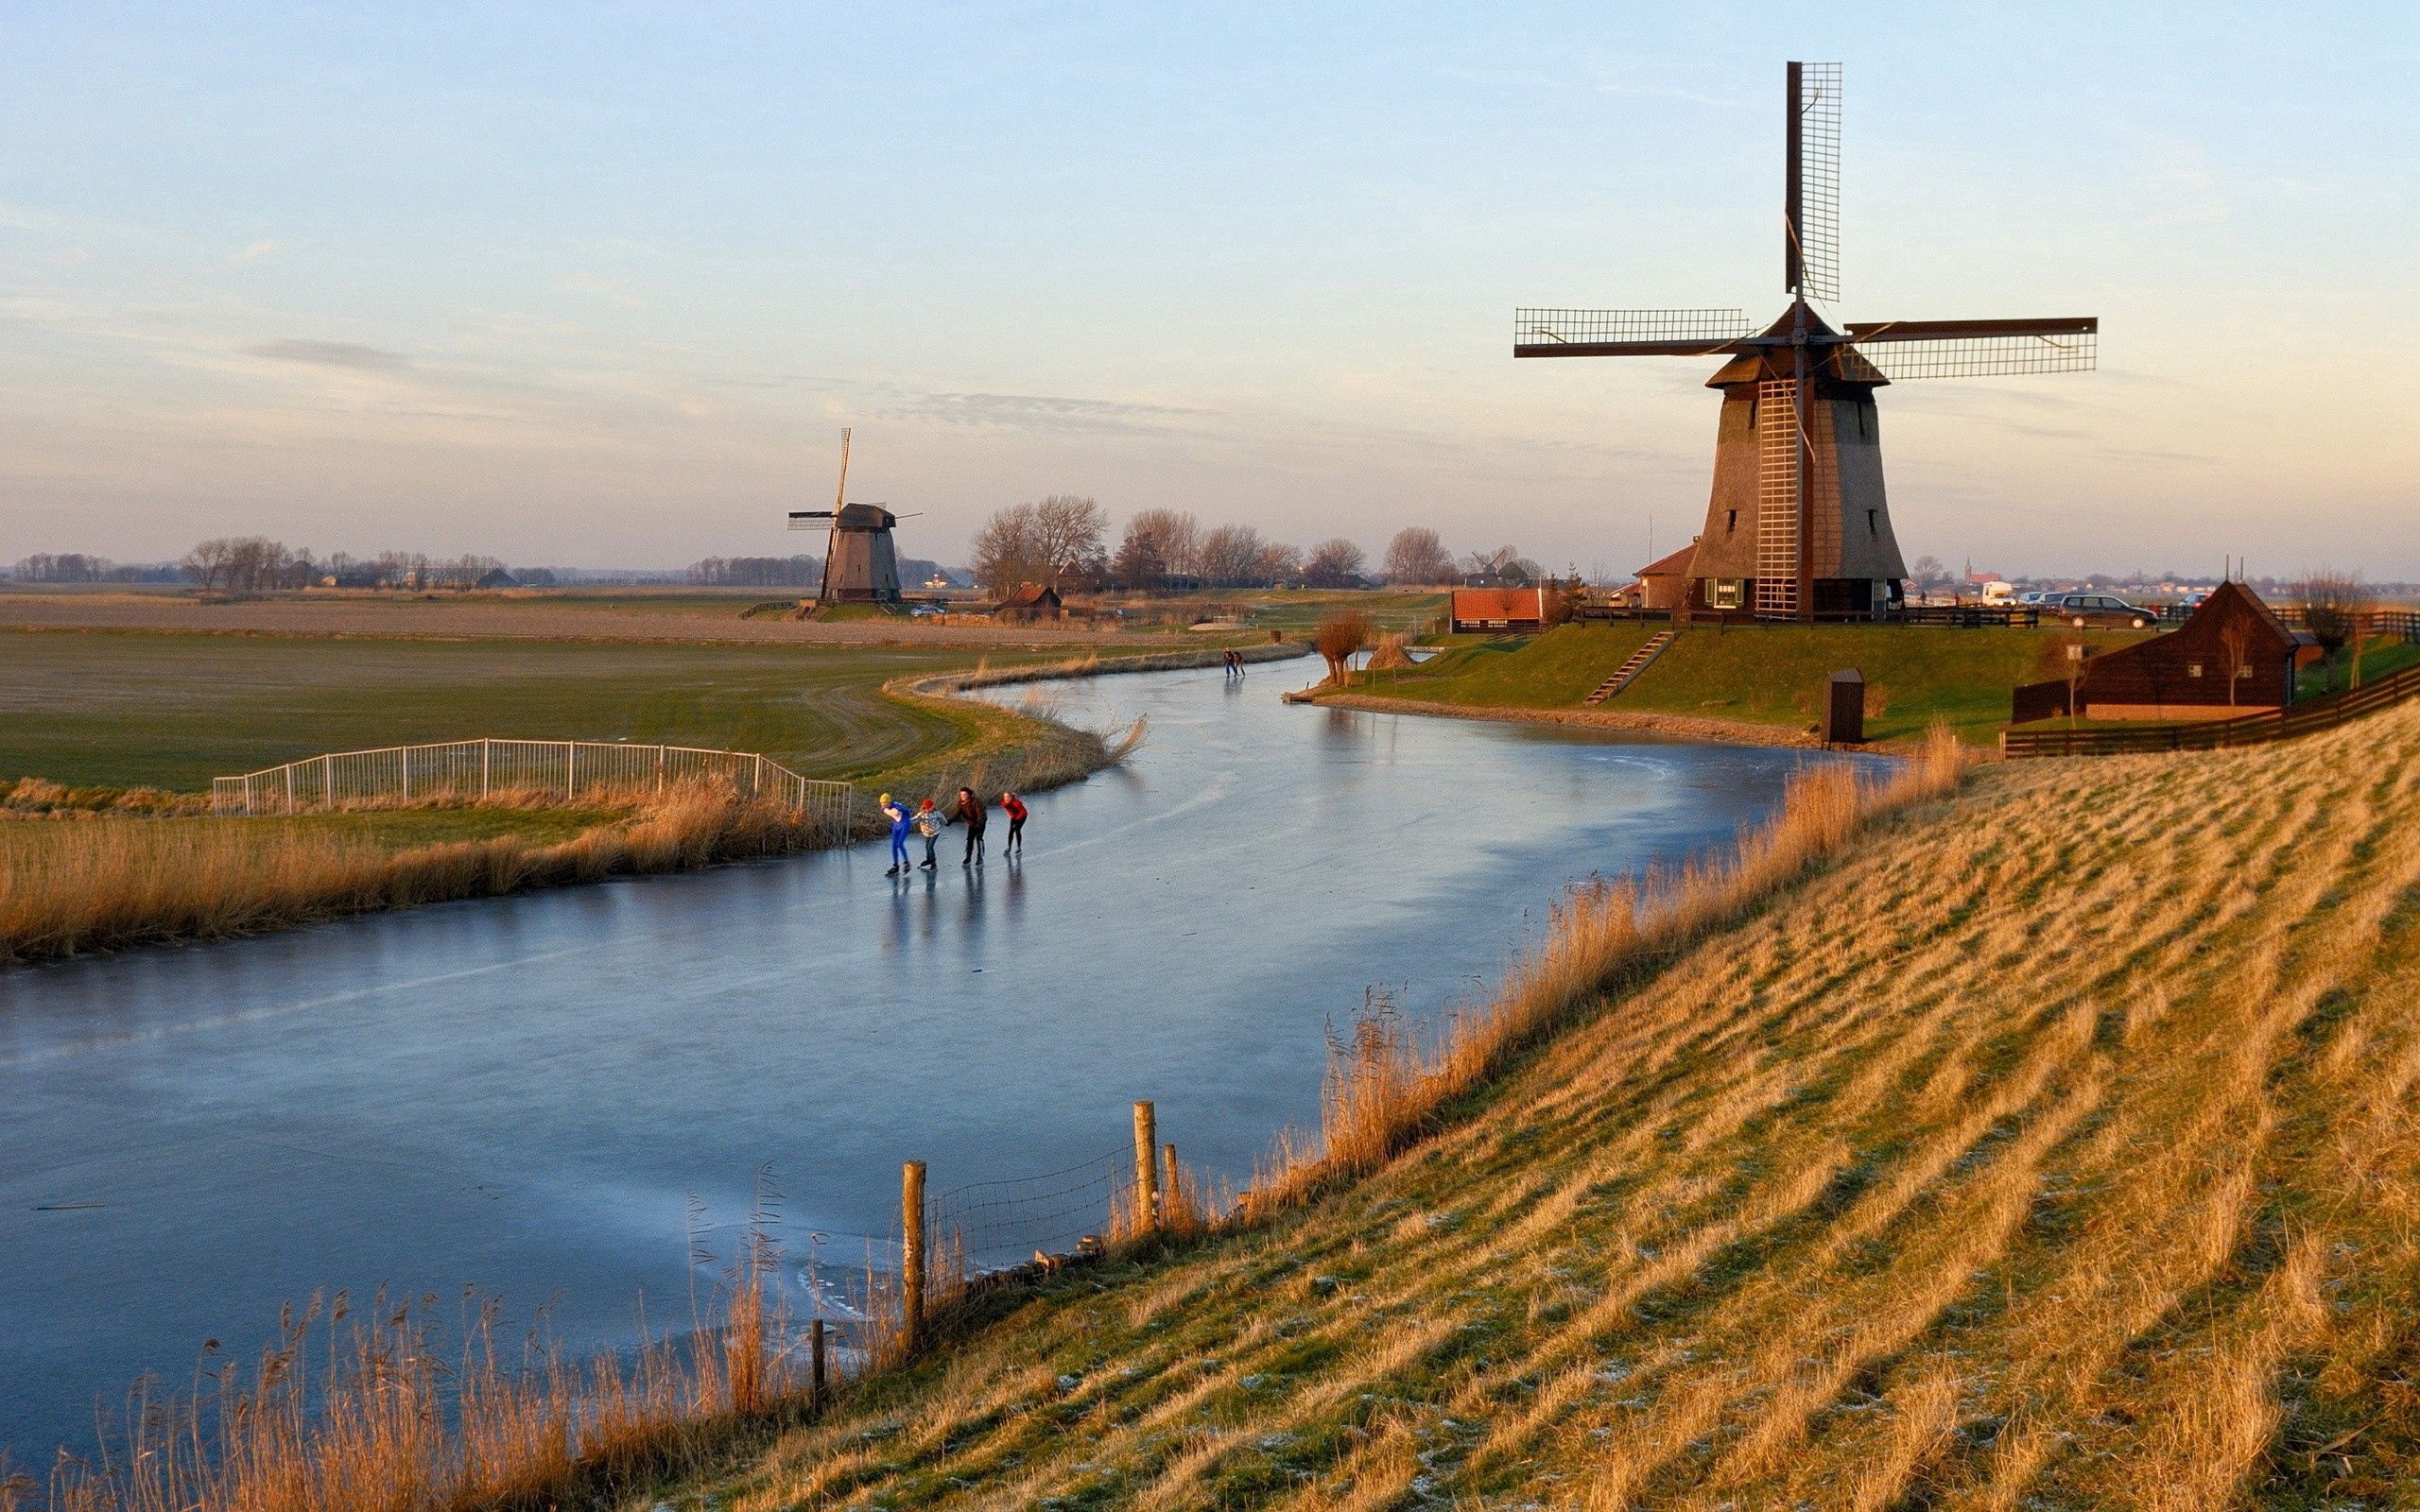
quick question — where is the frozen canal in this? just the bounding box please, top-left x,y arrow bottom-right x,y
0,661 -> 1856,1459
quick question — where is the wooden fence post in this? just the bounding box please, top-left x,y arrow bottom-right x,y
565,742 -> 576,799
810,1316 -> 827,1413
481,739 -> 492,801
401,745 -> 412,801
901,1160 -> 927,1353
1133,1101 -> 1158,1236
1162,1143 -> 1182,1227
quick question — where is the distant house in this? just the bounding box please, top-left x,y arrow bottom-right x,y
2012,580 -> 2319,723
992,582 -> 1066,622
1450,586 -> 1547,635
475,568 -> 519,590
1633,542 -> 1699,611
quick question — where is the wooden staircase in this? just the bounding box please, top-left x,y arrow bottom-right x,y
1582,630 -> 1677,706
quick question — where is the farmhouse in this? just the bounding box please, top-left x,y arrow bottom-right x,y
1632,542 -> 1697,612
1451,586 -> 1547,635
2012,580 -> 2318,723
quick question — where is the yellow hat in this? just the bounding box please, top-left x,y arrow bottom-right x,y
878,792 -> 891,804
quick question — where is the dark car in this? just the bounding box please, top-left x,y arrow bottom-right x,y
2049,593 -> 2161,629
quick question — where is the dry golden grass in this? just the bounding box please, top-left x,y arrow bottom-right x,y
0,782 -> 833,965
11,1211 -> 824,1512
596,700 -> 2420,1510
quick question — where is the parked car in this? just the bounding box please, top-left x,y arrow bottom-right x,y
2049,593 -> 2161,629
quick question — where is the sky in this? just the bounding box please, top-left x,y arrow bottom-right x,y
4,3 -> 2416,580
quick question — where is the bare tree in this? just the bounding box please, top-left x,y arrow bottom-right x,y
1382,526 -> 1454,586
1196,524 -> 1266,586
972,503 -> 1045,595
2219,616 -> 2256,710
1029,495 -> 1109,588
1315,609 -> 1373,685
1302,538 -> 1366,588
1255,541 -> 1302,585
2297,568 -> 2362,691
1115,508 -> 1199,590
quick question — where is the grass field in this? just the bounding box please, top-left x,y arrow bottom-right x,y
1354,623 -> 2160,744
0,630 -> 1080,792
605,695 -> 2420,1509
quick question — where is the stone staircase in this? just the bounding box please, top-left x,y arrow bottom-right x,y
1582,630 -> 1678,706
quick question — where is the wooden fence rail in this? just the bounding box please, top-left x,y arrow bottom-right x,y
2000,661 -> 2420,758
211,737 -> 855,843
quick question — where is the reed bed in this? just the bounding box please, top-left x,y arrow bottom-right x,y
0,782 -> 831,966
9,1211 -> 825,1512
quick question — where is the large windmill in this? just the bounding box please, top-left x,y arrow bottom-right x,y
788,427 -> 906,606
1517,62 -> 2098,622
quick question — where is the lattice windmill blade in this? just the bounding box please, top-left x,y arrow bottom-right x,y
1513,308 -> 1754,357
1845,318 -> 2099,379
1787,61 -> 1841,303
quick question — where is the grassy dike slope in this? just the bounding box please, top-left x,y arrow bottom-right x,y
658,705 -> 2420,1509
1358,623 -> 2155,744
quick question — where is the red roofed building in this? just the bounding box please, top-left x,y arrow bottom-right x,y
1451,586 -> 1547,634
1633,542 -> 1699,611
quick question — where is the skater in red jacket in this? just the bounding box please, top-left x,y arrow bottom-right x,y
999,790 -> 1028,857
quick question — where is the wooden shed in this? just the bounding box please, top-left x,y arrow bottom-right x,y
2011,581 -> 2317,723
991,582 -> 1065,623
1451,586 -> 1547,634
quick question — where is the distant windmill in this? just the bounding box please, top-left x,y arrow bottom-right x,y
788,427 -> 908,606
1516,62 -> 2099,623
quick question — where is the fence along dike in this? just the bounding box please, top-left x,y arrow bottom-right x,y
210,737 -> 855,842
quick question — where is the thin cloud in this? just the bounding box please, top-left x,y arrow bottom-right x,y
247,339 -> 412,371
231,239 -> 284,264
888,390 -> 1212,435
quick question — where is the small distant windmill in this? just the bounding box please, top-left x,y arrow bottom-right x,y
788,427 -> 908,606
1517,62 -> 2099,622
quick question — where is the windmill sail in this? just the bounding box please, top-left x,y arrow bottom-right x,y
1514,308 -> 1753,357
1788,62 -> 1841,303
1845,318 -> 2099,379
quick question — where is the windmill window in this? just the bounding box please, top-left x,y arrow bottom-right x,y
1866,508 -> 1877,537
2188,663 -> 2204,678
1859,406 -> 1873,441
1725,509 -> 1737,534
1747,399 -> 1757,430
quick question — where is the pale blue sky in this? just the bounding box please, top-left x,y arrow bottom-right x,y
4,3 -> 2414,576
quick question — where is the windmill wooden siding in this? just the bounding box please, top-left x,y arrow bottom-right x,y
1684,320 -> 1907,617
2010,582 -> 2314,723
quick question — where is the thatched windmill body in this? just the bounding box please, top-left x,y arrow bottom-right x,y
1517,62 -> 2099,621
789,428 -> 906,605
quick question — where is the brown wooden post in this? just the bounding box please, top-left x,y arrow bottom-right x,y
901,1160 -> 927,1352
809,1316 -> 827,1412
1161,1143 -> 1182,1227
1132,1101 -> 1158,1235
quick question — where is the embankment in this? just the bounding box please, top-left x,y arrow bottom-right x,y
628,699 -> 2420,1507
1307,687 -> 1825,748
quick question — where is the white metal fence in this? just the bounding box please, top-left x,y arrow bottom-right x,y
213,738 -> 855,843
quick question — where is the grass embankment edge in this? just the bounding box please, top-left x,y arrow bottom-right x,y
1305,688 -> 1830,750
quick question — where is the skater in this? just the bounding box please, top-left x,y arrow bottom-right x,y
999,790 -> 1028,856
913,798 -> 944,869
880,792 -> 911,875
954,785 -> 988,866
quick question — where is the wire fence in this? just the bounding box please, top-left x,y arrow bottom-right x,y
928,1147 -> 1141,1274
211,737 -> 854,843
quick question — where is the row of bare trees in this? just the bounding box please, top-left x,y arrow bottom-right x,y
965,502 -> 1519,597
178,539 -> 514,592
